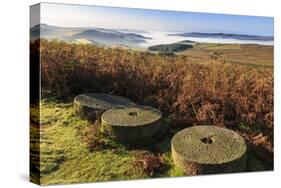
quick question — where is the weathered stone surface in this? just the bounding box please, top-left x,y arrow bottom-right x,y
74,93 -> 135,122
101,105 -> 163,144
171,126 -> 247,175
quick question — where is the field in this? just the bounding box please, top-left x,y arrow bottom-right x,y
181,43 -> 273,67
30,39 -> 273,185
30,98 -> 187,184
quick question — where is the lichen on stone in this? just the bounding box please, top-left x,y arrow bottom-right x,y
171,125 -> 247,175
101,105 -> 163,144
102,106 -> 162,127
73,93 -> 135,122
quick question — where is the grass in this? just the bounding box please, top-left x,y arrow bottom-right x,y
36,39 -> 273,135
193,43 -> 242,50
30,39 -> 273,184
30,98 -> 186,185
181,43 -> 273,66
31,97 -> 270,185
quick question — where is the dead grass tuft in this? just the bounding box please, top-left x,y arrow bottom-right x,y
134,150 -> 166,177
33,38 -> 273,152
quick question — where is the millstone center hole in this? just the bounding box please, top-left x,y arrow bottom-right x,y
201,136 -> 214,144
128,111 -> 138,117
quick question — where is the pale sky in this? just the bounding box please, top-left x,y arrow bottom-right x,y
38,3 -> 274,36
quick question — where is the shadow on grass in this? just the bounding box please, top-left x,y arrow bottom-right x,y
246,142 -> 273,172
81,117 -> 187,177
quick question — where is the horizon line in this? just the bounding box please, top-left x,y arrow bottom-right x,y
32,23 -> 274,37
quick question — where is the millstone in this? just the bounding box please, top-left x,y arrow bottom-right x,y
74,93 -> 135,121
101,105 -> 162,144
171,126 -> 247,175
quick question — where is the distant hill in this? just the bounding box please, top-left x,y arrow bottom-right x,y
30,24 -> 86,41
148,42 -> 193,53
168,32 -> 273,41
72,29 -> 151,46
30,24 -> 56,40
30,24 -> 151,47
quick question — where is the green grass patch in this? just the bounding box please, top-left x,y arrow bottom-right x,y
31,97 -> 185,185
31,97 -> 268,185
